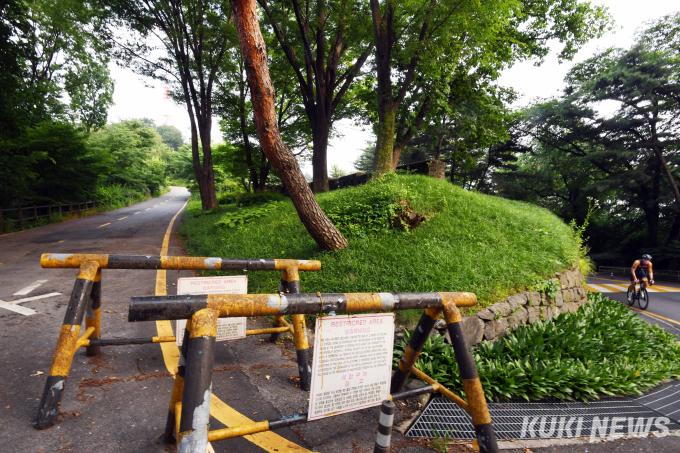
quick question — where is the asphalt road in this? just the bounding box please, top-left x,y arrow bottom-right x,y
586,275 -> 680,340
0,188 -> 301,453
0,187 -> 431,453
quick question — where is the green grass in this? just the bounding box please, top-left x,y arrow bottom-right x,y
395,293 -> 680,401
179,174 -> 580,309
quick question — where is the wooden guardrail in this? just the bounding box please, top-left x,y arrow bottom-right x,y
0,201 -> 97,233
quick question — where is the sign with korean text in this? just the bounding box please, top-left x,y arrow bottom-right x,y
175,275 -> 247,345
307,313 -> 394,420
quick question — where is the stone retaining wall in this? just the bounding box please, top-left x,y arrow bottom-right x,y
413,267 -> 589,347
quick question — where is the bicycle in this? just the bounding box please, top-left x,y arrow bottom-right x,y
627,281 -> 653,310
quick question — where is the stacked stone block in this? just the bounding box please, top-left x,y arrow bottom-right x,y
433,267 -> 588,347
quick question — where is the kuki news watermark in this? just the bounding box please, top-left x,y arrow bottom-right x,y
520,416 -> 672,441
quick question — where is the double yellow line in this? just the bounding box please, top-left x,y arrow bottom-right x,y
155,197 -> 309,452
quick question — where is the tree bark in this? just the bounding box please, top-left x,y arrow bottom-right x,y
230,0 -> 348,251
391,96 -> 431,170
312,121 -> 331,193
370,0 -> 434,174
185,99 -> 219,210
258,0 -> 372,193
667,211 -> 680,244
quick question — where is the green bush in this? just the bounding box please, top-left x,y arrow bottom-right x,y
394,292 -> 680,401
216,201 -> 282,228
217,191 -> 285,207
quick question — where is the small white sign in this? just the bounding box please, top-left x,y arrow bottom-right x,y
307,313 -> 394,420
176,275 -> 247,345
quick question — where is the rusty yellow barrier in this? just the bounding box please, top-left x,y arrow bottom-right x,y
35,253 -> 320,430
129,291 -> 499,453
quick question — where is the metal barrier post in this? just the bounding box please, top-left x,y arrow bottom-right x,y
35,261 -> 99,429
269,274 -> 292,342
391,307 -> 441,392
442,301 -> 498,453
165,322 -> 191,444
177,309 -> 218,453
282,266 -> 312,391
374,400 -> 395,453
85,269 -> 102,356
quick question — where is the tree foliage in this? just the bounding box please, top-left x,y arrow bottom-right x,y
367,0 -> 613,174
497,13 -> 680,266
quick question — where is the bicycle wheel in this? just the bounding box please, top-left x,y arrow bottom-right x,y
638,287 -> 649,310
626,286 -> 635,306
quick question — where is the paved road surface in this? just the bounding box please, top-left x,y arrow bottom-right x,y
0,188 -> 305,453
586,276 -> 680,339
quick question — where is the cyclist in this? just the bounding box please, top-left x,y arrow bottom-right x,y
627,254 -> 654,303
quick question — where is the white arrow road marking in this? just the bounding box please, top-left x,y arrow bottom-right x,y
0,292 -> 61,316
11,292 -> 62,303
13,280 -> 48,296
0,301 -> 37,316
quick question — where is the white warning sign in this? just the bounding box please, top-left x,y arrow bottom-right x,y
307,313 -> 394,420
176,275 -> 247,345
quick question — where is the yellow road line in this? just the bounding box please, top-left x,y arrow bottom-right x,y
145,208 -> 151,211
628,306 -> 680,326
118,216 -> 128,220
154,205 -> 158,207
97,223 -> 111,228
154,198 -> 309,452
134,211 -> 141,215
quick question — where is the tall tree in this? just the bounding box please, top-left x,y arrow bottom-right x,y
64,58 -> 115,132
107,0 -> 237,210
216,42 -> 311,192
257,0 -> 373,193
369,0 -> 612,174
229,0 -> 348,250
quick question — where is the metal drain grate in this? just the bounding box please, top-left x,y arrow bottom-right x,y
630,380 -> 680,423
406,380 -> 680,440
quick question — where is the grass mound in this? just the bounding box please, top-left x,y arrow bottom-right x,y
179,173 -> 580,306
396,293 -> 680,401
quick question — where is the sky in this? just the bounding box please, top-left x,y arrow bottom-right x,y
107,1 -> 678,176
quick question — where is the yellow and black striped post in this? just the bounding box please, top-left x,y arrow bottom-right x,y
176,309 -> 218,453
280,267 -> 312,391
85,269 -> 102,356
35,261 -> 99,429
164,321 -> 191,444
442,301 -> 499,453
374,400 -> 396,453
390,307 -> 442,393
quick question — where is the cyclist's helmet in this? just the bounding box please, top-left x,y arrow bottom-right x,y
642,254 -> 652,260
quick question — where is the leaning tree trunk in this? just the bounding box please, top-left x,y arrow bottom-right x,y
230,0 -> 348,251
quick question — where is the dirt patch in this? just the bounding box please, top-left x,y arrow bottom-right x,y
88,354 -> 113,375
288,375 -> 301,388
78,372 -> 172,388
75,389 -> 95,402
391,200 -> 425,231
249,364 -> 295,370
213,365 -> 244,372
